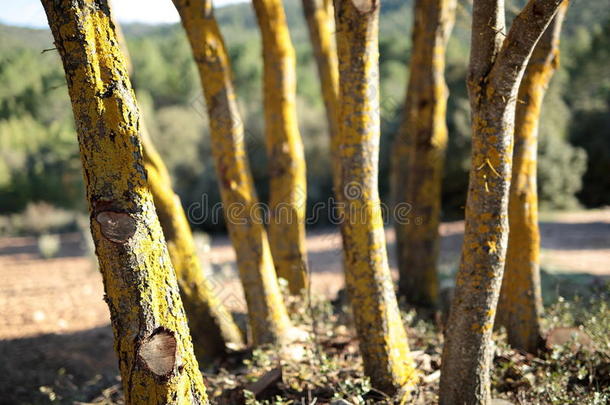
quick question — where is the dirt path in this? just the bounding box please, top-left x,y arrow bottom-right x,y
0,209 -> 608,402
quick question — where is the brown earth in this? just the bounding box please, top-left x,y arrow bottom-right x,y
0,209 -> 608,403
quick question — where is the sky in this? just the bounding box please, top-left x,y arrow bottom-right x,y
1,0 -> 246,28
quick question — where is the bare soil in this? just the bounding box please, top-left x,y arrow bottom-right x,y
0,209 -> 608,403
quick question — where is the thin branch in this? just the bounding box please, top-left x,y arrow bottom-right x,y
468,0 -> 505,86
489,0 -> 564,92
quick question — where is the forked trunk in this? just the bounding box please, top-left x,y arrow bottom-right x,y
440,0 -> 565,403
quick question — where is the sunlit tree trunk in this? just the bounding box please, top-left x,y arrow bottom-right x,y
112,10 -> 244,364
141,130 -> 245,361
392,0 -> 456,308
440,0 -> 565,403
333,0 -> 417,396
252,0 -> 309,295
496,1 -> 569,354
301,0 -> 341,193
172,0 -> 292,346
41,1 -> 207,403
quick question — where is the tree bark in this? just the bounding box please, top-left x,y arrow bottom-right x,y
333,0 -> 418,396
440,0 -> 565,404
301,0 -> 341,194
392,0 -> 456,308
172,0 -> 292,346
112,12 -> 244,364
252,0 -> 309,295
496,1 -> 569,354
141,128 -> 245,361
40,1 -> 207,403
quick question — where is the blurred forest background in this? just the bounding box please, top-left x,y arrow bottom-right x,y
1,0 -> 609,233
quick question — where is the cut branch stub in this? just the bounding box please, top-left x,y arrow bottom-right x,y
138,328 -> 180,377
352,0 -> 376,13
95,211 -> 136,243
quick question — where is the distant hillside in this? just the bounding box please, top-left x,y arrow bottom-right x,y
1,0 -> 608,218
4,0 -> 608,61
0,24 -> 52,50
2,0 -> 608,53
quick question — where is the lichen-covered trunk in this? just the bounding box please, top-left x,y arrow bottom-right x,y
392,0 -> 456,308
172,0 -> 292,346
333,0 -> 417,396
41,1 -> 207,403
252,0 -> 308,295
496,2 -> 568,354
113,13 -> 244,363
439,0 -> 564,403
301,0 -> 341,193
141,129 -> 245,361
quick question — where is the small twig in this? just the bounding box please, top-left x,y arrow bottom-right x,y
41,47 -> 57,54
476,158 -> 501,177
487,17 -> 506,37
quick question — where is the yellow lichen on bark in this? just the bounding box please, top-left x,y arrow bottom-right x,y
252,0 -> 309,295
334,0 -> 418,396
141,129 -> 245,361
41,1 -> 207,403
392,0 -> 456,308
112,11 -> 244,363
172,0 -> 292,346
440,0 -> 565,403
301,0 -> 341,193
497,1 -> 569,353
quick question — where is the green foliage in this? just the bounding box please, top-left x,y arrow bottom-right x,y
0,43 -> 82,213
567,19 -> 610,207
0,2 -> 608,229
0,202 -> 83,236
538,131 -> 587,210
0,113 -> 82,212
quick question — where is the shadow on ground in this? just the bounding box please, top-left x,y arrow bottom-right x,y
541,269 -> 610,304
0,325 -> 118,405
1,269 -> 608,404
539,221 -> 610,250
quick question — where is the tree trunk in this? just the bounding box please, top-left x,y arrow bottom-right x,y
440,0 -> 565,403
496,1 -> 569,354
141,129 -> 245,362
392,0 -> 456,308
252,0 -> 309,295
333,0 -> 417,396
41,1 -> 207,403
301,0 -> 341,194
172,0 -> 292,346
112,11 -> 244,363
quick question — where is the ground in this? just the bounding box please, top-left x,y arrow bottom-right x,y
0,209 -> 609,404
